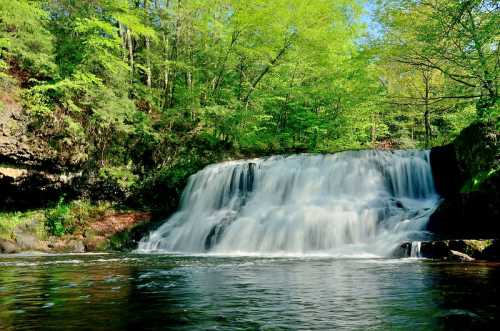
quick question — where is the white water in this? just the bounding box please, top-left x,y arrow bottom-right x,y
138,151 -> 440,257
410,241 -> 422,258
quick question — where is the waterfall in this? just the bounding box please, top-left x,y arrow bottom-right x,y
410,241 -> 422,258
138,150 -> 440,257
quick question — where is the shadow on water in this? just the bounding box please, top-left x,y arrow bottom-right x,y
423,262 -> 500,330
0,254 -> 499,330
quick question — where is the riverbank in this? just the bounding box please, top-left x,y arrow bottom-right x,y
0,202 -> 153,253
1,119 -> 498,256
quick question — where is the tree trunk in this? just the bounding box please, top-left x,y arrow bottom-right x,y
242,41 -> 291,107
144,0 -> 152,90
423,71 -> 432,147
118,22 -> 127,61
371,113 -> 377,146
126,28 -> 134,81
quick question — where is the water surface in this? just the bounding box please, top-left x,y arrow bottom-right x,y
1,254 -> 499,330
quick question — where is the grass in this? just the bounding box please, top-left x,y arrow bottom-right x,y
0,210 -> 46,240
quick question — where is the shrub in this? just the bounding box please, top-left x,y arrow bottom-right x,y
45,196 -> 71,236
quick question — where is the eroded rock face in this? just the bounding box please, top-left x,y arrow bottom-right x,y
428,120 -> 499,238
0,94 -> 83,210
453,121 -> 499,179
0,94 -> 57,170
426,173 -> 500,238
429,144 -> 463,198
0,166 -> 81,210
430,121 -> 498,197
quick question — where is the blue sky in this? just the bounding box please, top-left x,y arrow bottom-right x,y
361,0 -> 383,38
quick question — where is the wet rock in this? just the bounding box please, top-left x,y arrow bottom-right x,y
420,241 -> 451,259
396,239 -> 494,261
391,242 -> 412,258
426,173 -> 500,238
48,239 -> 85,253
0,238 -> 19,254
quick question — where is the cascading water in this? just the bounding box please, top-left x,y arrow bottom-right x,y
138,150 -> 440,257
410,241 -> 422,258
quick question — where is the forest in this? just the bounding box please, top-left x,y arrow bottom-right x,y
0,0 -> 498,219
1,1 -> 500,329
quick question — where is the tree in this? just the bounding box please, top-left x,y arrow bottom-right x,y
378,0 -> 499,117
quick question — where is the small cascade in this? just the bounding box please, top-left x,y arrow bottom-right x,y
138,150 -> 440,257
410,241 -> 422,258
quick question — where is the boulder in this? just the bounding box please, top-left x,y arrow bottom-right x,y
427,120 -> 499,238
48,239 -> 85,253
0,238 -> 19,254
429,143 -> 463,197
14,232 -> 46,251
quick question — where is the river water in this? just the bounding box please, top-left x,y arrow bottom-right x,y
1,253 -> 499,330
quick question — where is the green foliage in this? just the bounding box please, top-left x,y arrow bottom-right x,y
45,197 -> 71,237
99,164 -> 139,193
375,0 -> 498,146
0,210 -> 45,239
0,0 -> 497,208
0,0 -> 55,77
44,198 -> 116,237
461,167 -> 500,193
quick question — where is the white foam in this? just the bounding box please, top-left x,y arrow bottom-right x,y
138,151 -> 440,257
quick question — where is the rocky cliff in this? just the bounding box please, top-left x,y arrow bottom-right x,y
1,92 -> 82,210
428,120 -> 499,238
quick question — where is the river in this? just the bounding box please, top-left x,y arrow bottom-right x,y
1,253 -> 499,330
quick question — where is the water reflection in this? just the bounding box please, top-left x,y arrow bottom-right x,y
0,255 -> 499,330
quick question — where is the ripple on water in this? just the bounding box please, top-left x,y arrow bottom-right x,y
0,254 -> 498,331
